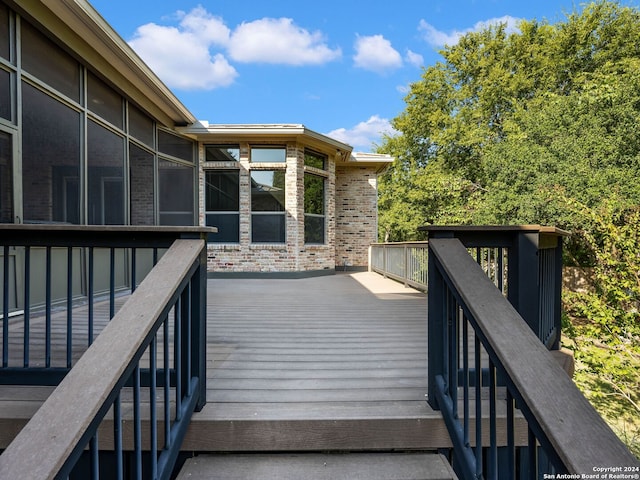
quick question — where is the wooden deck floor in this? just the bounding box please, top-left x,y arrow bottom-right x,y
184,271 -> 443,451
1,271 -> 521,452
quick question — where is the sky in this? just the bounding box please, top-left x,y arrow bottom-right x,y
88,0 -> 640,152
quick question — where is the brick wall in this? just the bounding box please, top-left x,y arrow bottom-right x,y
335,166 -> 379,269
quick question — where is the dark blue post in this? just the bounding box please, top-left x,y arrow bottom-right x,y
193,243 -> 207,411
427,238 -> 446,410
508,232 -> 540,339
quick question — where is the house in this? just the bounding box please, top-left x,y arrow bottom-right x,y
0,0 -> 392,278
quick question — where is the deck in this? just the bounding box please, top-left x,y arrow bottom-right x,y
0,271 -> 518,453
187,271 -> 442,451
0,272 -> 448,451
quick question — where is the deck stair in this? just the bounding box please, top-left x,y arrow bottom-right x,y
177,452 -> 457,479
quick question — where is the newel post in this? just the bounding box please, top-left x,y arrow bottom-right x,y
426,231 -> 451,410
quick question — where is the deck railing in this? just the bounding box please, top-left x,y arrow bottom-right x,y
369,242 -> 429,290
0,225 -> 210,479
373,226 -> 568,349
427,235 -> 638,478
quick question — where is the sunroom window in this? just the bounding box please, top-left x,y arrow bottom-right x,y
251,170 -> 286,243
206,170 -> 240,243
304,173 -> 325,244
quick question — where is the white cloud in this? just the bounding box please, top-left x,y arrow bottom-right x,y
177,6 -> 231,46
129,7 -> 237,90
419,15 -> 522,47
129,22 -> 238,90
128,7 -> 341,90
353,35 -> 403,74
228,17 -> 341,65
326,115 -> 398,150
405,49 -> 424,68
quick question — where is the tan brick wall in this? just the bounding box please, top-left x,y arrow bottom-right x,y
335,166 -> 378,269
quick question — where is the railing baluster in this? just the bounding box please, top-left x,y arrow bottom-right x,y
150,335 -> 158,479
45,246 -> 52,368
164,314 -> 171,449
175,297 -> 182,421
66,246 -> 73,369
90,435 -> 99,480
507,389 -> 515,479
114,393 -> 123,480
449,293 -> 458,420
23,247 -> 31,367
133,364 -> 142,480
88,247 -> 94,347
489,359 -> 498,479
528,427 -> 538,480
2,245 -> 8,368
131,247 -> 137,294
475,333 -> 483,478
186,281 -> 193,396
109,247 -> 115,320
462,315 -> 470,448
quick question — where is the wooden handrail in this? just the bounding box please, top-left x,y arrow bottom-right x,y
429,238 -> 638,472
0,239 -> 205,479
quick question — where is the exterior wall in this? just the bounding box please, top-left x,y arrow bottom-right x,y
200,141 -> 336,273
335,166 -> 379,269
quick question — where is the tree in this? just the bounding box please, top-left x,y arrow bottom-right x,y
378,1 -> 640,244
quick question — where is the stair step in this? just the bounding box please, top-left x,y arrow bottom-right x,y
176,452 -> 457,480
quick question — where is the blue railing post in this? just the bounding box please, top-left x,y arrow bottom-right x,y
427,233 -> 449,410
190,249 -> 207,411
508,231 -> 540,341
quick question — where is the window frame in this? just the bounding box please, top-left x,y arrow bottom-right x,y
250,168 -> 287,243
205,168 -> 240,243
304,172 -> 326,245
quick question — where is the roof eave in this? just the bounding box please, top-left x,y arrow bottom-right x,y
11,0 -> 196,127
178,123 -> 355,157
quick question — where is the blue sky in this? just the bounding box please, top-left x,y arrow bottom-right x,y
89,0 -> 639,152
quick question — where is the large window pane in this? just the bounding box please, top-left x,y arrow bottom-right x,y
205,144 -> 239,162
305,216 -> 324,244
206,170 -> 239,242
0,130 -> 12,223
129,104 -> 154,148
251,170 -> 285,242
88,72 -> 123,129
22,82 -> 80,223
252,215 -> 286,243
158,160 -> 194,225
305,150 -> 326,170
88,120 -> 124,225
130,143 -> 154,225
158,130 -> 193,162
304,173 -> 325,244
206,213 -> 239,243
251,170 -> 285,211
251,146 -> 286,163
0,68 -> 10,121
21,21 -> 80,102
206,171 -> 239,211
0,3 -> 9,61
304,174 -> 324,215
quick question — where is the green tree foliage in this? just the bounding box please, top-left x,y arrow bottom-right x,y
378,1 -> 640,247
377,0 -> 640,455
